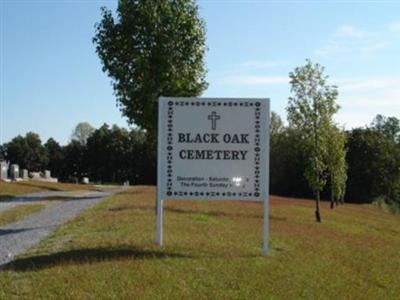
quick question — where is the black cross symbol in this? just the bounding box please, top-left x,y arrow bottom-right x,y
208,111 -> 220,130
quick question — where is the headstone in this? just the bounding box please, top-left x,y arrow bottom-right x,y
30,171 -> 58,183
0,161 -> 8,181
157,97 -> 270,254
30,172 -> 42,179
82,177 -> 89,184
22,169 -> 29,180
10,164 -> 20,181
44,170 -> 51,179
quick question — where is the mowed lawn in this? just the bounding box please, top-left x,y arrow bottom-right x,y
0,187 -> 399,299
0,181 -> 100,199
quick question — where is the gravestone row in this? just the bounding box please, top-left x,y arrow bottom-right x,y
0,161 -> 57,182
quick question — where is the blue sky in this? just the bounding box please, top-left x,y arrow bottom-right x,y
1,1 -> 400,145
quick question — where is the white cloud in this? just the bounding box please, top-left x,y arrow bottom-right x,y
336,93 -> 400,128
336,25 -> 366,38
209,60 -> 284,86
334,77 -> 400,92
335,76 -> 400,128
240,60 -> 280,69
217,75 -> 288,86
389,20 -> 400,32
340,94 -> 400,110
315,25 -> 390,57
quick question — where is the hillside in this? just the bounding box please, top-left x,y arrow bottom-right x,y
0,187 -> 399,299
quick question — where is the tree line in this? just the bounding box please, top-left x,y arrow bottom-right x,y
271,112 -> 400,211
1,109 -> 399,211
0,124 -> 157,185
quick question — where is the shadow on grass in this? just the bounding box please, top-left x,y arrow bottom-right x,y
4,247 -> 189,272
0,195 -> 14,201
38,195 -> 108,202
0,228 -> 34,236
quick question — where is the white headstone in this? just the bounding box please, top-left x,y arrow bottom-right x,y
30,172 -> 41,179
22,169 -> 29,180
10,164 -> 20,180
44,170 -> 51,179
157,97 -> 270,254
0,161 -> 8,180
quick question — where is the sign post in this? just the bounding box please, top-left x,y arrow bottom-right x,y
157,97 -> 270,254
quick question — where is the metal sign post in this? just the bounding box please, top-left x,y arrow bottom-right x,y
263,99 -> 270,255
156,196 -> 163,246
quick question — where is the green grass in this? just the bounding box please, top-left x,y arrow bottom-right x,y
0,187 -> 399,299
0,181 -> 100,200
0,203 -> 46,226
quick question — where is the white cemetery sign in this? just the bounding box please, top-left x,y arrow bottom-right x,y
157,97 -> 270,254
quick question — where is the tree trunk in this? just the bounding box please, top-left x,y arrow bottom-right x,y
313,99 -> 322,223
330,175 -> 335,209
315,190 -> 322,222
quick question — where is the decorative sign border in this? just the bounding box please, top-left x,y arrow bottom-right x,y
162,99 -> 264,199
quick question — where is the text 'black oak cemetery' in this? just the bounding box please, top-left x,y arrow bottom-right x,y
157,97 -> 270,254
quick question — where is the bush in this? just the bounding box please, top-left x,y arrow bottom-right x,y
372,196 -> 400,214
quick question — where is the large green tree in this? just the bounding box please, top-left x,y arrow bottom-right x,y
4,132 -> 48,171
93,0 -> 208,134
287,60 -> 339,222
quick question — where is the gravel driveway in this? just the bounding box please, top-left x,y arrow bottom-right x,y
0,191 -> 113,267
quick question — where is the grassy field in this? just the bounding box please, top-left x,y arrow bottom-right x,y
0,181 -> 100,199
0,186 -> 399,299
0,203 -> 46,226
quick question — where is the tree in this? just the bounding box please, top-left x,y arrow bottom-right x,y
0,144 -> 6,161
61,140 -> 87,183
44,138 -> 64,177
326,126 -> 347,208
93,0 -> 208,135
270,111 -> 285,138
71,122 -> 95,145
4,132 -> 48,171
270,126 -> 310,198
85,124 -> 113,183
287,60 -> 339,222
85,124 -> 153,184
371,114 -> 400,143
346,127 -> 400,205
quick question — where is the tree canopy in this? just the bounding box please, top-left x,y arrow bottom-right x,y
71,122 -> 95,145
326,125 -> 347,208
93,0 -> 208,134
44,138 -> 64,177
4,132 -> 48,171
